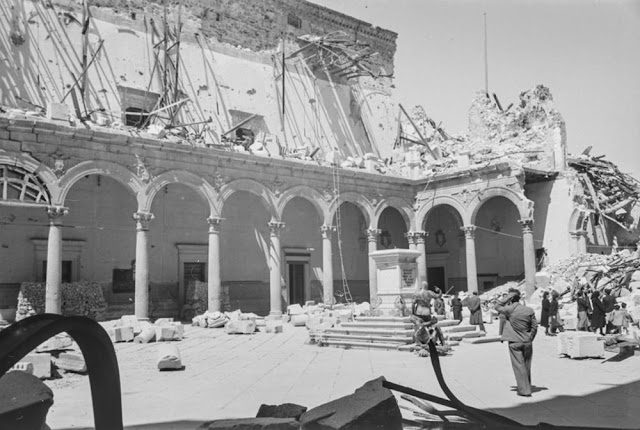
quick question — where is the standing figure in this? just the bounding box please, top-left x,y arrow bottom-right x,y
432,287 -> 445,316
464,291 -> 485,332
591,290 -> 606,336
451,293 -> 463,322
602,288 -> 616,333
548,291 -> 564,335
411,281 -> 440,323
495,289 -> 538,397
576,291 -> 591,331
540,291 -> 550,335
610,304 -> 625,334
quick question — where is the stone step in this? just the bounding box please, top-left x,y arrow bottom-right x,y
354,316 -> 413,323
340,322 -> 414,330
440,324 -> 477,334
324,327 -> 415,337
435,319 -> 461,328
322,339 -> 403,351
317,333 -> 413,345
462,335 -> 502,344
445,331 -> 486,341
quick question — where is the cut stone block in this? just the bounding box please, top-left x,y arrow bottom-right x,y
287,304 -> 304,315
305,315 -> 323,331
265,320 -> 283,334
155,318 -> 174,325
255,318 -> 266,327
157,344 -> 183,370
21,353 -> 51,379
225,319 -> 256,334
198,418 -> 298,429
155,323 -> 184,341
0,370 -> 54,430
36,334 -> 72,353
134,327 -> 156,343
120,315 -> 142,335
300,376 -> 402,430
55,353 -> 86,373
256,403 -> 307,420
557,332 -> 604,358
108,326 -> 134,343
46,102 -> 69,121
291,314 -> 310,327
9,362 -> 34,375
207,318 -> 228,328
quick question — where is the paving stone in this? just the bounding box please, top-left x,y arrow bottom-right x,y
299,376 -> 402,430
21,353 -> 51,379
157,344 -> 183,370
198,417 -> 298,429
225,319 -> 257,334
256,403 -> 307,420
0,370 -> 54,430
55,353 -> 87,373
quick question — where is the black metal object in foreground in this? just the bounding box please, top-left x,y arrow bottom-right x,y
0,314 -> 123,430
384,339 -> 626,429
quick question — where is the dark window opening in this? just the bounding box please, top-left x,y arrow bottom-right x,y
43,260 -> 72,283
235,127 -> 255,149
112,268 -> 135,293
124,107 -> 150,128
287,13 -> 302,29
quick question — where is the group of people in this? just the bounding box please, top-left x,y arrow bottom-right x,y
540,287 -> 632,336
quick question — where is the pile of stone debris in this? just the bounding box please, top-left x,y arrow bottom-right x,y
99,315 -> 184,343
285,301 -> 368,331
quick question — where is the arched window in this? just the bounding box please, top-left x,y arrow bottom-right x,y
0,164 -> 50,205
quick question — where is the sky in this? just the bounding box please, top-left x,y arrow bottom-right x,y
308,0 -> 640,180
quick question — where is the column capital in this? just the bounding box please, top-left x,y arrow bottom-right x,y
414,230 -> 427,244
268,221 -> 285,236
46,206 -> 68,225
518,218 -> 534,233
366,228 -> 381,242
207,217 -> 224,233
133,212 -> 154,231
461,225 -> 476,240
321,224 -> 336,239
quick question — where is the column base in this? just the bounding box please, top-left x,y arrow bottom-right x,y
267,311 -> 283,319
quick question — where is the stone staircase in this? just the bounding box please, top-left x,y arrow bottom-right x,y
311,316 -> 501,351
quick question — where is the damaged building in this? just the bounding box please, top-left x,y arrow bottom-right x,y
0,0 -> 638,321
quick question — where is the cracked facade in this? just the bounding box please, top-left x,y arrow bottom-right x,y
0,0 -> 638,319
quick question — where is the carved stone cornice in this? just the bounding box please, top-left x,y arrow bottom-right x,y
461,225 -> 476,240
321,224 -> 336,239
133,212 -> 154,231
46,206 -> 68,225
518,218 -> 534,234
268,221 -> 285,236
207,217 -> 223,233
413,230 -> 427,244
366,228 -> 381,242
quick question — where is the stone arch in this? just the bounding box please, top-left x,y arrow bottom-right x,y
0,152 -> 59,204
56,160 -> 143,206
373,197 -> 413,231
327,191 -> 373,227
416,196 -> 467,228
218,178 -> 278,220
469,187 -> 530,225
276,185 -> 327,221
140,170 -> 219,216
569,207 -> 589,231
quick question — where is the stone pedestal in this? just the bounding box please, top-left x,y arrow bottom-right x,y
369,249 -> 421,315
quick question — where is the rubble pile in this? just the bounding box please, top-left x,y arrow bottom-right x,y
99,316 -> 184,343
285,301 -> 369,332
16,282 -> 107,322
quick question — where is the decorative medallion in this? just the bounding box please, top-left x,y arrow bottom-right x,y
45,148 -> 73,178
133,154 -> 152,183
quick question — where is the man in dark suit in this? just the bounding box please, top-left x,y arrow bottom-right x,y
602,288 -> 616,333
495,289 -> 538,397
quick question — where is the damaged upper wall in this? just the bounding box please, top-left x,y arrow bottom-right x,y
0,0 -> 399,162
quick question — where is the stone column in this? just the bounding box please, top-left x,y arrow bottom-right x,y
519,219 -> 536,297
268,221 -> 285,316
461,225 -> 478,293
576,230 -> 588,254
133,212 -> 154,320
207,217 -> 223,312
45,206 -> 68,314
414,231 -> 428,286
321,224 -> 335,305
367,228 -> 381,302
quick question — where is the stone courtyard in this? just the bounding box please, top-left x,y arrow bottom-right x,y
43,321 -> 640,430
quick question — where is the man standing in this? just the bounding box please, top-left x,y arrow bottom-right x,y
495,289 -> 538,397
464,291 -> 485,332
451,293 -> 463,321
602,288 -> 616,333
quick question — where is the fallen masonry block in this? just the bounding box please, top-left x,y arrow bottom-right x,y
265,321 -> 283,334
157,344 -> 183,370
9,362 -> 34,375
225,319 -> 256,334
207,318 -> 228,328
198,418 -> 298,429
300,376 -> 402,430
120,315 -> 142,335
305,315 -> 323,331
441,324 -> 476,333
192,315 -> 207,327
55,353 -> 86,373
256,403 -> 307,420
108,326 -> 134,343
0,370 -> 54,430
558,332 -> 604,359
155,324 -> 184,341
255,318 -> 266,327
21,353 -> 51,379
155,318 -> 174,325
36,334 -> 73,353
134,327 -> 156,343
291,314 -> 310,327
287,304 -> 304,315
46,102 -> 69,121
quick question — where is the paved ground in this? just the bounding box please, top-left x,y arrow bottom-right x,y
44,319 -> 640,430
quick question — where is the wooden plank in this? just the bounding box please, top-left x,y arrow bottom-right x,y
399,103 -> 438,159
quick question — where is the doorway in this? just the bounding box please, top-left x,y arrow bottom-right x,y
285,249 -> 310,306
427,266 -> 446,291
